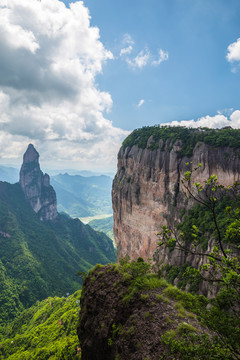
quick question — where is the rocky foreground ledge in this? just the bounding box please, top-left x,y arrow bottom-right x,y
77,260 -> 210,360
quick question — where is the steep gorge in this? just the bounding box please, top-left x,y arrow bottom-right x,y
112,127 -> 240,262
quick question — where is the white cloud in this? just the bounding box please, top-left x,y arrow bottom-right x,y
126,46 -> 168,69
137,99 -> 145,107
227,38 -> 240,62
120,45 -> 133,56
120,33 -> 134,56
165,110 -> 240,129
127,48 -> 151,69
152,49 -> 169,66
229,110 -> 240,126
0,0 -> 128,170
119,33 -> 168,70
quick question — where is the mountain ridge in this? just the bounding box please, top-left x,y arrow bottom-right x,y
52,172 -> 112,218
0,145 -> 116,326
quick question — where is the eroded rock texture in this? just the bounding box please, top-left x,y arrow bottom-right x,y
19,144 -> 58,221
112,139 -> 240,261
78,264 -> 207,360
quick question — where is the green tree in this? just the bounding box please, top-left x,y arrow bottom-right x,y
158,167 -> 240,359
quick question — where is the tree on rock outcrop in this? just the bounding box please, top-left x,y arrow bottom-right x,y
157,167 -> 240,359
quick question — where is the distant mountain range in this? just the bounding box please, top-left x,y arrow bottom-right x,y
0,166 -> 19,184
48,169 -> 115,178
0,165 -> 113,219
0,165 -> 114,183
51,173 -> 113,218
0,146 -> 116,326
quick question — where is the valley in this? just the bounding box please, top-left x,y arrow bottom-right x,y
1,1 -> 240,359
0,127 -> 240,359
51,173 -> 113,218
0,145 -> 116,330
79,213 -> 112,225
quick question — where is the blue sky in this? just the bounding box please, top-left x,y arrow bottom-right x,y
75,0 -> 240,129
0,0 -> 239,171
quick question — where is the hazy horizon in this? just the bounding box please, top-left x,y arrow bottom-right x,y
0,0 -> 240,172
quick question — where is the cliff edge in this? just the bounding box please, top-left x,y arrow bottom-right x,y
78,261 -> 209,360
112,126 -> 240,261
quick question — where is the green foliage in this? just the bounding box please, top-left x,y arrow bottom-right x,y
161,325 -> 233,359
88,216 -> 114,243
118,257 -> 166,303
163,263 -> 202,292
140,294 -> 149,301
177,194 -> 240,250
119,256 -> 151,279
0,290 -> 81,359
158,172 -> 240,359
0,181 -> 116,326
122,125 -> 240,157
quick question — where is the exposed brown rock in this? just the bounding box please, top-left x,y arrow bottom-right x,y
112,140 -> 240,262
78,264 -> 205,360
19,144 -> 58,221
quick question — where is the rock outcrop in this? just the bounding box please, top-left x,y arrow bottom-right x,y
19,144 -> 58,221
112,131 -> 240,261
78,264 -> 206,360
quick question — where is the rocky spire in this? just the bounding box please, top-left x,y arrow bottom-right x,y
19,144 -> 58,221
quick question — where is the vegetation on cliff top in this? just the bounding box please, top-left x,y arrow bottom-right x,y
0,290 -> 81,360
122,125 -> 240,156
79,259 -> 237,359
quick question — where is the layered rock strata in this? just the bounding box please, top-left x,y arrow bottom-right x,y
112,138 -> 240,261
19,144 -> 58,221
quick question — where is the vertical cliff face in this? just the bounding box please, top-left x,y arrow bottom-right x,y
112,130 -> 240,261
19,144 -> 58,221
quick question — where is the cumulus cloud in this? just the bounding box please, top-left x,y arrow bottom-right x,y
165,110 -> 240,129
227,38 -> 240,62
137,99 -> 145,107
0,0 -> 128,170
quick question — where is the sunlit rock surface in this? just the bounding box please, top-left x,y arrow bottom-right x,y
112,138 -> 240,261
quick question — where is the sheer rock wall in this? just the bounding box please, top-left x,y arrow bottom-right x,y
112,139 -> 240,262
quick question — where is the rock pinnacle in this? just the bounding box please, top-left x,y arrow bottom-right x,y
19,144 -> 58,221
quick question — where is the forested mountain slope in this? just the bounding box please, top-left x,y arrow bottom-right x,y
0,180 -> 116,326
88,216 -> 114,242
0,290 -> 81,360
